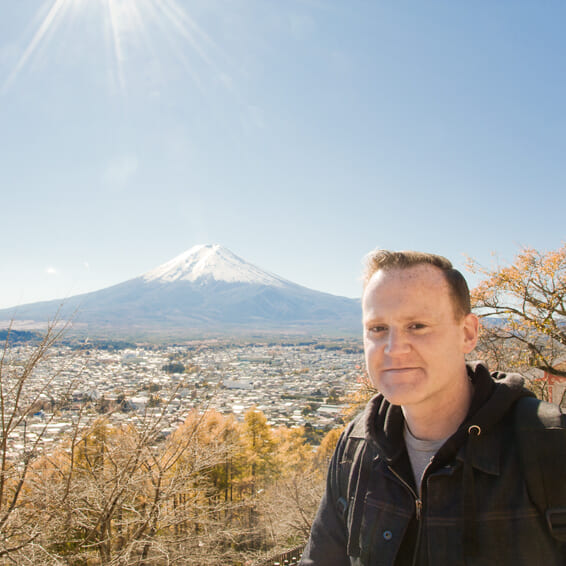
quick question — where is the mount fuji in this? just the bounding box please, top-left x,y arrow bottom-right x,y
1,245 -> 361,337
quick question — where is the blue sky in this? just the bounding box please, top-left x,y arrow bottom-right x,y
1,0 -> 565,310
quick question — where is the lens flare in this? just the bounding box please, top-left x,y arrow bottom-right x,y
2,0 -> 72,93
2,0 -> 225,94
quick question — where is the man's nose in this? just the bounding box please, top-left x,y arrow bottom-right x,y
384,328 -> 410,354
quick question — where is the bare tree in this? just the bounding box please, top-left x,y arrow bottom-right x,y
0,316 -> 78,562
28,404 -> 248,565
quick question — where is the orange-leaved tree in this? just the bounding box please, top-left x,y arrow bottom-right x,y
468,244 -> 566,377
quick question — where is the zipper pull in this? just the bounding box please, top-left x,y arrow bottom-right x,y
415,498 -> 422,521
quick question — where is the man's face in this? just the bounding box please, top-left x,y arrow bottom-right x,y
362,265 -> 478,411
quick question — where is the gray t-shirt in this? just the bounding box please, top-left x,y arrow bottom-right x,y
403,424 -> 447,494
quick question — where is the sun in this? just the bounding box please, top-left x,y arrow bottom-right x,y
2,0 -> 221,94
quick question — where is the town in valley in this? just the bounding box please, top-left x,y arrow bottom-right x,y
4,335 -> 365,460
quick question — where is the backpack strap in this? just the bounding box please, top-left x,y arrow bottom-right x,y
515,396 -> 566,542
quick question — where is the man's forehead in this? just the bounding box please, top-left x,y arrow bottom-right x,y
365,264 -> 449,290
362,265 -> 457,319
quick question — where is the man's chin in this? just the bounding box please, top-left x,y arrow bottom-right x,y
379,380 -> 426,407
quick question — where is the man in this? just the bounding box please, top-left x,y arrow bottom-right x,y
300,250 -> 565,565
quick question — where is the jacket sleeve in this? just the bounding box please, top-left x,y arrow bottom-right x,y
300,430 -> 352,566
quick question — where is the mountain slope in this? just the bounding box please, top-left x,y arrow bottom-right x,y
0,245 -> 361,336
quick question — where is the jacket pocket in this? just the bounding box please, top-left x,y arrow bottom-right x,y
353,494 -> 413,566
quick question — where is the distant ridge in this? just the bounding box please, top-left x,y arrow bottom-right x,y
0,245 -> 361,338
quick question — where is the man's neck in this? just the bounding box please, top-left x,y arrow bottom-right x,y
402,374 -> 474,441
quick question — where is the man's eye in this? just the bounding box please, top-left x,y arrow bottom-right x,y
369,326 -> 387,333
409,323 -> 426,330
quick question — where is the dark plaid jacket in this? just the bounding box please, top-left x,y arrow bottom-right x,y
300,363 -> 566,566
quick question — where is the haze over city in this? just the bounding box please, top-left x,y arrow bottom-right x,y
2,1 -> 565,311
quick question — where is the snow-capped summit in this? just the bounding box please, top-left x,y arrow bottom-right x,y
142,244 -> 286,287
0,244 -> 361,336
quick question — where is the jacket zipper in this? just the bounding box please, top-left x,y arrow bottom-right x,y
415,498 -> 423,521
388,465 -> 422,518
388,465 -> 424,566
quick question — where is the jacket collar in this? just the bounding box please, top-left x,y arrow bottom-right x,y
361,361 -> 531,467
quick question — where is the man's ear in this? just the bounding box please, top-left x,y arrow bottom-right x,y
462,313 -> 479,354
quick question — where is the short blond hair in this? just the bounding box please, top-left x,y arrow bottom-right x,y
362,249 -> 471,318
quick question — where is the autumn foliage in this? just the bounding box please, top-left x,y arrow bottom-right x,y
468,243 -> 566,377
0,403 -> 338,565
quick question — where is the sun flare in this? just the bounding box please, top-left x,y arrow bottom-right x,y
2,0 -> 221,94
